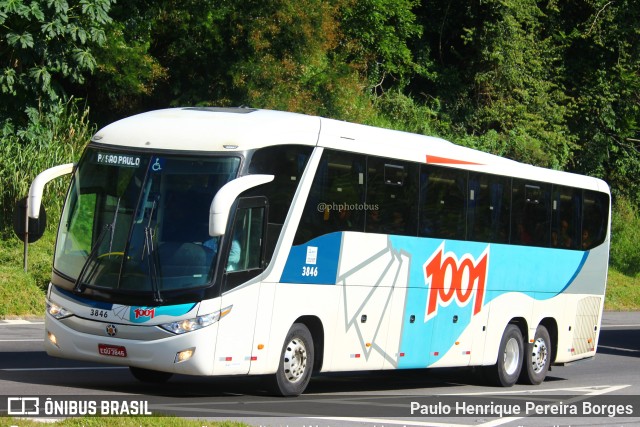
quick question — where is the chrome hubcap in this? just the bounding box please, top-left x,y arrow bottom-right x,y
503,337 -> 520,376
283,337 -> 307,383
531,337 -> 548,373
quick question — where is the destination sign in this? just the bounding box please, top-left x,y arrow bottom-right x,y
96,153 -> 141,168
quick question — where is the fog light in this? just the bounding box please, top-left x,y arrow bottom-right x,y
175,348 -> 195,363
47,331 -> 58,347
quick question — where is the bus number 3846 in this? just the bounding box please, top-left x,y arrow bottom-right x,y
302,266 -> 318,277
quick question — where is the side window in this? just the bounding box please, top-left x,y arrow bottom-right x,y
224,201 -> 266,292
294,150 -> 366,244
582,190 -> 609,250
227,206 -> 265,272
248,145 -> 312,224
552,186 -> 581,249
419,165 -> 467,240
366,157 -> 419,236
511,180 -> 551,247
248,145 -> 312,263
467,173 -> 510,243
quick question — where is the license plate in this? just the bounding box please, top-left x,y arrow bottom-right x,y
98,344 -> 127,357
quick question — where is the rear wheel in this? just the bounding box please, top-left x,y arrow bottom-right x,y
129,366 -> 173,383
268,323 -> 314,397
485,324 -> 523,387
519,325 -> 551,385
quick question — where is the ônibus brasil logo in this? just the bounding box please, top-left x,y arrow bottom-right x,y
423,242 -> 490,322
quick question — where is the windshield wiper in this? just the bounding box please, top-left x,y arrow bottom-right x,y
73,198 -> 121,293
73,224 -> 110,293
143,198 -> 163,303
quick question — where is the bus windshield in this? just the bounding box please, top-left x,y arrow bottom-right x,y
54,147 -> 240,298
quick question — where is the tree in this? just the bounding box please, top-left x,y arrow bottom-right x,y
0,0 -> 114,122
411,0 -> 576,168
556,0 -> 640,204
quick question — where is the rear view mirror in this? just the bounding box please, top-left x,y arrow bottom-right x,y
13,197 -> 47,243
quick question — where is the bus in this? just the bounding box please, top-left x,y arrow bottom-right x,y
21,107 -> 610,396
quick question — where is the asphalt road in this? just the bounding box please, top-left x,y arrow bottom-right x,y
0,312 -> 639,427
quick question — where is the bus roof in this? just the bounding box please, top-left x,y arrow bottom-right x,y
92,107 -> 609,194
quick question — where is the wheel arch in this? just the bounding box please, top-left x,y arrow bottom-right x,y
538,317 -> 558,364
509,317 -> 529,343
294,315 -> 324,372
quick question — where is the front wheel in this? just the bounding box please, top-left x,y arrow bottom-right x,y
268,323 -> 314,397
519,325 -> 551,385
129,366 -> 173,383
485,324 -> 524,387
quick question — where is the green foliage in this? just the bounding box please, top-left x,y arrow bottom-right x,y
339,0 -> 424,88
0,0 -> 115,121
0,227 -> 55,316
605,269 -> 640,311
368,90 -> 441,136
0,0 -> 639,315
413,0 -> 578,169
610,197 -> 640,277
227,0 -> 351,115
0,99 -> 92,232
556,0 -> 640,203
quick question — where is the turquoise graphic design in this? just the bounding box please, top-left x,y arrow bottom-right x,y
388,236 -> 587,368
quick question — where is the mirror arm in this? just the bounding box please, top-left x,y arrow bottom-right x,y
23,163 -> 74,272
209,174 -> 274,236
28,163 -> 75,219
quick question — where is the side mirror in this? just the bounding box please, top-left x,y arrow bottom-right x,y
209,174 -> 274,236
13,197 -> 46,243
17,162 -> 74,271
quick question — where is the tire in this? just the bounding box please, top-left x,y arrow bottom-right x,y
268,323 -> 314,397
485,324 -> 524,387
519,325 -> 551,385
129,366 -> 173,383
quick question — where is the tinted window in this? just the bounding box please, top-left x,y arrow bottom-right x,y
294,150 -> 366,244
511,180 -> 551,247
582,190 -> 609,250
467,173 -> 510,243
366,157 -> 419,236
552,186 -> 581,249
248,145 -> 312,263
419,165 -> 467,240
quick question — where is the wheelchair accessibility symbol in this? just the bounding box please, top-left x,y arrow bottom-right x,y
151,158 -> 163,172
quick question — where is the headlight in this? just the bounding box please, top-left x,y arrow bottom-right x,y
46,300 -> 73,320
160,305 -> 232,334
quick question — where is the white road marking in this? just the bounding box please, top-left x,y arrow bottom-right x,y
474,384 -> 630,427
601,324 -> 640,328
2,367 -> 127,372
305,416 -> 468,427
0,320 -> 44,325
300,385 -> 632,427
598,345 -> 639,353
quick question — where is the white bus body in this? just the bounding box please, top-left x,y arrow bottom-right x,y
36,108 -> 610,395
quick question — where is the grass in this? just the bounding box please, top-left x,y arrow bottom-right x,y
0,230 -> 56,317
5,417 -> 247,427
604,268 -> 640,311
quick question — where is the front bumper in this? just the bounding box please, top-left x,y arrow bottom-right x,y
44,313 -> 218,376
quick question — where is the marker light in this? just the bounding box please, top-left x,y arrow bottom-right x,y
175,348 -> 195,363
46,301 -> 73,320
47,331 -> 58,347
160,305 -> 232,335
